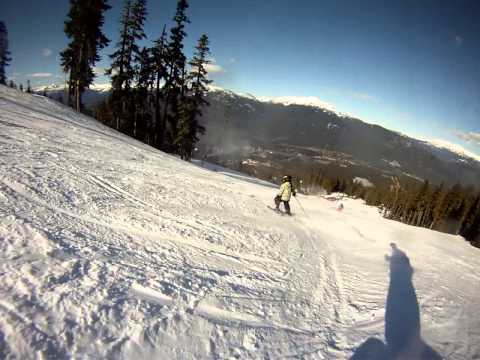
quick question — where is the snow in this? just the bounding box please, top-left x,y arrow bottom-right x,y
1,85 -> 479,359
327,122 -> 340,130
255,95 -> 351,118
383,159 -> 402,168
427,138 -> 480,163
89,83 -> 112,92
34,82 -> 112,93
258,95 -> 341,114
353,177 -> 375,188
207,85 -> 350,118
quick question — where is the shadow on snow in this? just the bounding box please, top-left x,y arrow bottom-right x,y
350,243 -> 442,360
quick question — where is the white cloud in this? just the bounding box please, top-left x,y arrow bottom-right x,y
454,35 -> 464,47
42,48 -> 52,57
228,57 -> 236,64
29,73 -> 53,78
205,63 -> 225,74
454,130 -> 480,145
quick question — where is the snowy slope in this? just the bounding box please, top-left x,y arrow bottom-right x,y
0,85 -> 479,359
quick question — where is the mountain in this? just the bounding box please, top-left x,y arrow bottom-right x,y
34,83 -> 110,108
200,87 -> 480,187
1,84 -> 479,359
35,84 -> 480,187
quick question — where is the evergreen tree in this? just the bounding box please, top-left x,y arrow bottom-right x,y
430,183 -> 447,229
409,180 -> 430,226
445,183 -> 463,216
163,0 -> 190,151
8,79 -> 15,88
26,80 -> 32,93
460,195 -> 480,240
133,46 -> 154,140
174,34 -> 211,160
0,21 -> 11,85
331,178 -> 341,193
152,25 -> 168,147
19,83 -> 23,92
322,177 -> 334,194
60,0 -> 110,112
106,0 -> 147,132
106,0 -> 132,129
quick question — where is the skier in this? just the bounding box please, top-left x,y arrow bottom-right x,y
274,175 -> 296,215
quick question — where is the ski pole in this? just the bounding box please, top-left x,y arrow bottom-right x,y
294,196 -> 309,217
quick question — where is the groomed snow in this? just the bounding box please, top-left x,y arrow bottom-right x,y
0,85 -> 479,359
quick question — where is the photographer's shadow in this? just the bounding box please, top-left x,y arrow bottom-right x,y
351,243 -> 442,360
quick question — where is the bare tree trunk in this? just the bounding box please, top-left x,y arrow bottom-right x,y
76,79 -> 80,112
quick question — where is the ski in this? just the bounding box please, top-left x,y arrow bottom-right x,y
267,205 -> 293,216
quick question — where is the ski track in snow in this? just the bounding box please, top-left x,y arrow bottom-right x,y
1,85 -> 480,359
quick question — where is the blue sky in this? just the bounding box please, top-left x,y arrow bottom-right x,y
1,0 -> 480,156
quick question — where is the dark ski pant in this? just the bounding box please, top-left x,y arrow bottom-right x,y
275,196 -> 291,215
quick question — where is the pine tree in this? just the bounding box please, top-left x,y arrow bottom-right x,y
60,0 -> 110,112
174,34 -> 211,160
430,183 -> 447,229
410,180 -> 430,226
460,195 -> 480,240
106,0 -> 132,130
0,21 -> 11,85
445,183 -> 463,216
106,0 -> 147,132
152,25 -> 168,147
133,47 -> 154,140
163,0 -> 190,151
8,79 -> 15,88
331,178 -> 341,193
26,80 -> 32,93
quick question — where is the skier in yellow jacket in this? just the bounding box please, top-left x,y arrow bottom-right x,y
274,175 -> 296,215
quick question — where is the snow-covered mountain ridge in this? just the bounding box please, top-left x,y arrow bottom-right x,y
207,86 -> 480,164
425,138 -> 480,163
1,85 -> 479,358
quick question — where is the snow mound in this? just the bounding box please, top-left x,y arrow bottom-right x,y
0,85 -> 479,359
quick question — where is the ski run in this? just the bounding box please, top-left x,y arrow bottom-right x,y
0,85 -> 479,359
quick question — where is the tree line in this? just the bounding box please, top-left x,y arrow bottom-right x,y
59,0 -> 211,160
1,0 -> 211,161
301,172 -> 480,248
